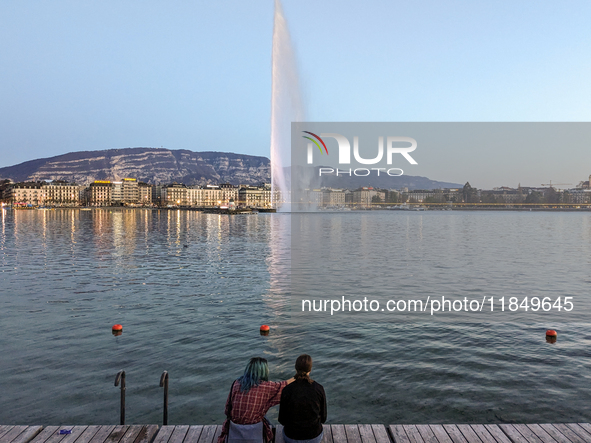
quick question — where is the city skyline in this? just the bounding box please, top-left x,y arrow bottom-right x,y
1,1 -> 590,189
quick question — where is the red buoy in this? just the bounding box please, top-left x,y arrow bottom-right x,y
546,329 -> 557,337
260,325 -> 270,332
112,324 -> 123,332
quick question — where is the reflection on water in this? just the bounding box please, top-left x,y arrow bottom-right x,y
0,209 -> 590,426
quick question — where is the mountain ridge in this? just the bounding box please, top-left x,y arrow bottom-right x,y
0,147 -> 462,189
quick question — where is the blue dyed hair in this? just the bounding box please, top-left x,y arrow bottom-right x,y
238,357 -> 269,393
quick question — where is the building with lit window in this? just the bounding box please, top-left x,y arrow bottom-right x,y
86,181 -> 112,206
42,181 -> 81,205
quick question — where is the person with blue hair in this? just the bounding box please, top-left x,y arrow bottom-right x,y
218,357 -> 294,443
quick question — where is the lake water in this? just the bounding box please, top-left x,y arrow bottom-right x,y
1,208 -> 590,425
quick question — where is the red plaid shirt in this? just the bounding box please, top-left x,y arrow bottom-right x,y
217,379 -> 288,443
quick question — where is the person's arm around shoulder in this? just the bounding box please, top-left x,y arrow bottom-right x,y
268,377 -> 296,406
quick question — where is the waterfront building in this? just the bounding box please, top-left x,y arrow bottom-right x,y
238,184 -> 273,208
577,175 -> 591,189
162,184 -> 190,206
483,188 -> 526,203
42,181 -> 81,205
87,181 -> 112,206
122,178 -> 139,204
9,182 -> 44,206
111,181 -> 123,203
219,183 -> 240,206
0,179 -> 12,203
351,187 -> 386,206
8,181 -> 81,206
565,188 -> 591,204
85,179 -> 147,206
152,184 -> 163,206
404,190 -> 439,203
200,184 -> 240,207
441,188 -> 462,202
138,182 -> 152,205
307,189 -> 323,206
322,188 -> 346,207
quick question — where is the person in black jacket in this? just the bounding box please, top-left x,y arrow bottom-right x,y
278,354 -> 327,443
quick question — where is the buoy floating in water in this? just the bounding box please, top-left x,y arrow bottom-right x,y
112,324 -> 123,332
260,325 -> 270,336
546,329 -> 557,337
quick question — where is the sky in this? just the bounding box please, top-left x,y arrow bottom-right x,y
1,0 -> 590,189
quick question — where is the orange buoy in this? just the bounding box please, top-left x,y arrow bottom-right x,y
260,325 -> 270,332
112,324 -> 123,332
546,329 -> 557,337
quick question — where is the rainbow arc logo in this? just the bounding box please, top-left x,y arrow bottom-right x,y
302,131 -> 328,155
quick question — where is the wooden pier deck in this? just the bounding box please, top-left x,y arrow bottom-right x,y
2,424 -> 591,443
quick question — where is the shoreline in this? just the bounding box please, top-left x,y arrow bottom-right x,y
3,206 -> 591,212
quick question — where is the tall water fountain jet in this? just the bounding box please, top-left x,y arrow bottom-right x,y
271,0 -> 305,211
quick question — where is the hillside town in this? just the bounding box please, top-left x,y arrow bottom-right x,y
1,175 -> 590,209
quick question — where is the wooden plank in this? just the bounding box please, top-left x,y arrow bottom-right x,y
331,425 -> 347,443
429,426 -> 453,443
498,424 -> 530,443
103,426 -> 129,443
402,425 -> 424,443
75,427 -> 102,443
565,424 -> 591,441
88,426 -> 117,443
37,426 -> 72,443
0,428 -> 15,440
0,428 -> 16,441
168,427 -> 189,443
468,425 -> 496,443
58,427 -> 89,443
482,425 -> 512,443
153,428 -> 175,443
525,425 -> 562,443
389,426 -> 411,443
211,426 -> 222,443
321,424 -> 333,443
359,425 -> 378,443
134,426 -> 158,443
550,425 -> 586,443
415,425 -> 438,443
118,427 -> 144,443
184,427 -> 204,443
370,425 -> 390,443
1,426 -> 30,443
196,426 -> 216,443
441,425 -> 468,443
7,426 -> 43,443
537,425 -> 573,443
577,424 -> 591,436
455,425 -> 483,443
513,425 -> 544,443
345,425 -> 363,443
30,427 -> 60,443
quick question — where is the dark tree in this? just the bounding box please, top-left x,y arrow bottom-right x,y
525,191 -> 544,204
462,182 -> 478,203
